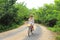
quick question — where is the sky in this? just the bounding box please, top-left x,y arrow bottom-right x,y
16,0 -> 54,9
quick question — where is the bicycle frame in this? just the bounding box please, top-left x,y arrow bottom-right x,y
28,25 -> 33,36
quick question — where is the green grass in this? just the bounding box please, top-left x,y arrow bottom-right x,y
48,27 -> 60,40
48,27 -> 60,32
56,35 -> 60,40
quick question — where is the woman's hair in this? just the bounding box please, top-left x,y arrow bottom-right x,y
30,14 -> 34,17
30,15 -> 33,17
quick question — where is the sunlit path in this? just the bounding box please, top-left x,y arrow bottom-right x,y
0,24 -> 55,40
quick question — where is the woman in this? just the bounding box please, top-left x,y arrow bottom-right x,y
28,15 -> 34,36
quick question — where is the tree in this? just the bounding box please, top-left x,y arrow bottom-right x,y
15,3 -> 29,21
0,0 -> 18,25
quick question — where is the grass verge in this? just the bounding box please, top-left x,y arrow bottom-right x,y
48,27 -> 60,40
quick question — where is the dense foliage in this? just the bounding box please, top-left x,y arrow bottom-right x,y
0,0 -> 60,40
0,0 -> 29,32
0,0 -> 18,32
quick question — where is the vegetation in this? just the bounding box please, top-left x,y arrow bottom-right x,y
0,0 -> 29,32
0,0 -> 60,40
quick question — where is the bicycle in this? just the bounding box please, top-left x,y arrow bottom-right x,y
28,24 -> 34,37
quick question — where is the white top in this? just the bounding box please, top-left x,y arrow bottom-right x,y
28,17 -> 34,25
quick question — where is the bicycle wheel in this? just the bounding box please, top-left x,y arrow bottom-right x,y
28,28 -> 32,37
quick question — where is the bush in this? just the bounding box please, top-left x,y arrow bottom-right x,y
0,0 -> 29,32
47,19 -> 57,27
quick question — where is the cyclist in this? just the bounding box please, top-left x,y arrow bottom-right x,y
28,15 -> 34,36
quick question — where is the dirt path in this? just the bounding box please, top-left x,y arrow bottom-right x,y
0,24 -> 55,40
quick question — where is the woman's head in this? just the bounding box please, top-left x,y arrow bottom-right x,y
29,14 -> 34,18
